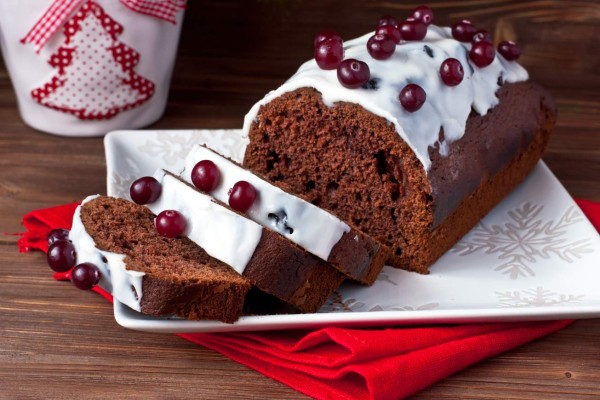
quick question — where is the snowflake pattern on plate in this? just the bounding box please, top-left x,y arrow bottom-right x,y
496,286 -> 584,307
106,131 -> 600,331
376,272 -> 399,286
138,129 -> 248,166
320,291 -> 440,313
110,171 -> 137,200
452,203 -> 595,279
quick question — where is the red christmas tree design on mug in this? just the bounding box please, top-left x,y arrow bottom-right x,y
31,1 -> 155,120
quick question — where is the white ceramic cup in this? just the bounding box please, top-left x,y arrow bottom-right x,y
0,0 -> 184,137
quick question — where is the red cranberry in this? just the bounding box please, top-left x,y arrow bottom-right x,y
71,262 -> 101,290
155,210 -> 187,238
440,58 -> 464,86
130,176 -> 162,205
367,34 -> 396,60
191,160 -> 221,192
48,228 -> 70,246
378,15 -> 399,27
314,38 -> 344,70
469,41 -> 496,67
399,18 -> 427,41
412,5 -> 434,26
472,29 -> 492,43
47,241 -> 77,272
314,30 -> 342,48
498,40 -> 521,61
399,84 -> 426,112
337,59 -> 370,89
452,20 -> 476,42
375,25 -> 401,44
229,181 -> 257,212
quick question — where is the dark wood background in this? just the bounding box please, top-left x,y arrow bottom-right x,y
1,0 -> 599,398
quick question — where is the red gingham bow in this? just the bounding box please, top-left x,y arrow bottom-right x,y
20,0 -> 186,53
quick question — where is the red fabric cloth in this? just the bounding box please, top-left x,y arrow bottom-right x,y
17,202 -> 79,253
16,199 -> 600,400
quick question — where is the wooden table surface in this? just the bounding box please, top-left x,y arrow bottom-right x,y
1,1 -> 599,398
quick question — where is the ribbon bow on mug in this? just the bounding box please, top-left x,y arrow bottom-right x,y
21,0 -> 186,52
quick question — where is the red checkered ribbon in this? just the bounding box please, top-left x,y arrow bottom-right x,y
120,0 -> 186,24
20,0 -> 186,53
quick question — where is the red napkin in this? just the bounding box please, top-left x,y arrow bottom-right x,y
17,199 -> 599,400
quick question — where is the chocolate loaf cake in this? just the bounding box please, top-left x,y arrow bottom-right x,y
71,195 -> 251,323
146,170 -> 344,313
180,145 -> 389,284
242,25 -> 557,273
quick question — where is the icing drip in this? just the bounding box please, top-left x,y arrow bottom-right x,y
181,145 -> 351,261
242,25 -> 529,171
146,170 -> 263,274
69,195 -> 144,312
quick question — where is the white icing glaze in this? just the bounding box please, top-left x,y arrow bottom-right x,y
180,145 -> 350,261
69,195 -> 144,312
146,170 -> 263,274
242,25 -> 529,171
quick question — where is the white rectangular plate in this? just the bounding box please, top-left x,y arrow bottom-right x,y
105,129 -> 600,333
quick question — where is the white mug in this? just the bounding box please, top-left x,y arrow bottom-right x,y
0,0 -> 185,136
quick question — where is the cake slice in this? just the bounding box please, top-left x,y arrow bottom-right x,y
70,195 -> 251,323
145,170 -> 344,313
179,145 -> 389,285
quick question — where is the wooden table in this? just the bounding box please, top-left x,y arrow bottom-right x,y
2,1 -> 599,398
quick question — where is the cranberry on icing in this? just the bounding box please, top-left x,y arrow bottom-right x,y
377,15 -> 399,28
337,59 -> 370,89
452,20 -> 477,42
399,84 -> 426,112
229,181 -> 258,212
498,41 -> 521,61
130,176 -> 162,205
191,160 -> 221,192
412,5 -> 434,26
314,38 -> 344,70
314,30 -> 342,48
375,25 -> 401,44
469,41 -> 496,67
367,34 -> 396,60
472,29 -> 493,43
399,18 -> 427,41
440,58 -> 464,86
